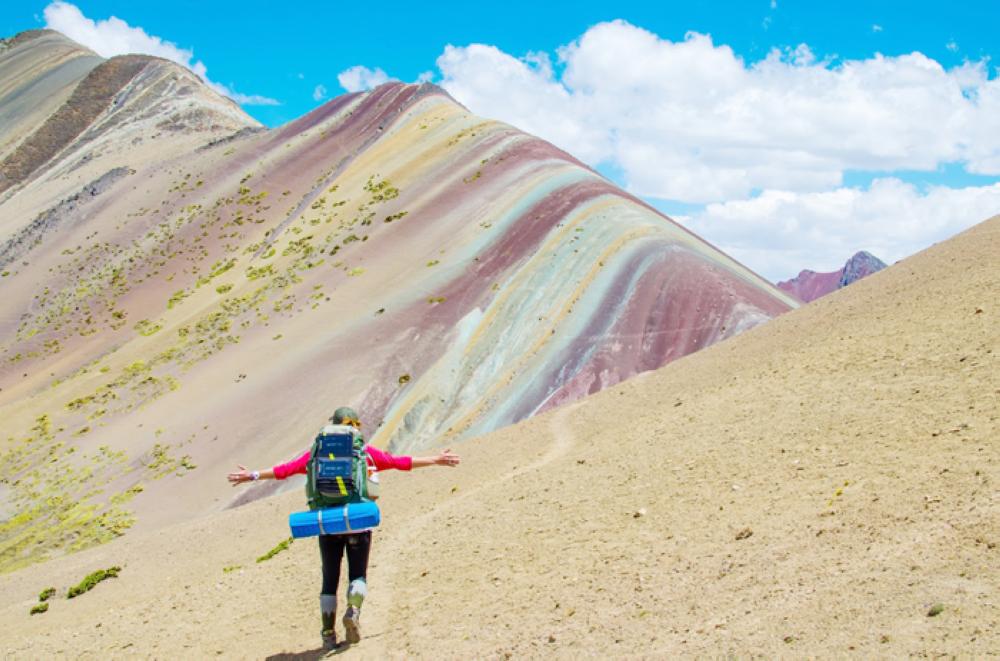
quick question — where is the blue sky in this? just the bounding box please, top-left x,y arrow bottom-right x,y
3,1 -> 994,127
3,1 -> 999,279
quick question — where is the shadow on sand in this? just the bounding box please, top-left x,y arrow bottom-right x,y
267,633 -> 385,660
266,647 -> 328,660
266,643 -> 342,660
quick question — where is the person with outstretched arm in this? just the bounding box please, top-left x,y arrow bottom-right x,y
227,406 -> 460,650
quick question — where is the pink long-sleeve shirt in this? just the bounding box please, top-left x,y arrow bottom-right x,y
272,445 -> 412,479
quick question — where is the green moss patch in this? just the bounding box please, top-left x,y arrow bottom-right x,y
256,537 -> 293,563
67,566 -> 120,598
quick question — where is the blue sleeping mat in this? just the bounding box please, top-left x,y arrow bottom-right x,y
289,501 -> 381,538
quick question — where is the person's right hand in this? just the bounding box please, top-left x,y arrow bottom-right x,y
433,449 -> 461,467
228,464 -> 253,486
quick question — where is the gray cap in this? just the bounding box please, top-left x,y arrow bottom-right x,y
331,406 -> 359,424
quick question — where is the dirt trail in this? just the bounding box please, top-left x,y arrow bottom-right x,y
364,402 -> 580,657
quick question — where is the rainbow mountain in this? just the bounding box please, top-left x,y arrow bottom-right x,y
0,29 -> 796,570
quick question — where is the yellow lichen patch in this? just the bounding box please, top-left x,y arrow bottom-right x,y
0,421 -> 137,573
134,319 -> 162,336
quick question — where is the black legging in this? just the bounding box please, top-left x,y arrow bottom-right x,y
319,531 -> 372,595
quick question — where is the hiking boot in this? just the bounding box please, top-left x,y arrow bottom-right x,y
343,606 -> 361,644
343,577 -> 366,644
321,594 -> 338,650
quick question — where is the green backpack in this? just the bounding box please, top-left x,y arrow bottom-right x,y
305,424 -> 369,510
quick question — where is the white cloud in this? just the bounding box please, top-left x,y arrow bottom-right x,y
416,71 -> 435,84
337,65 -> 392,93
43,1 -> 279,106
946,40 -> 959,52
872,24 -> 883,33
682,179 -> 1000,280
435,20 -> 1000,204
312,84 -> 327,101
437,43 -> 608,163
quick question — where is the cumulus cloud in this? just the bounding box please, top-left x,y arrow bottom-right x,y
337,65 -> 392,93
312,84 -> 327,101
435,20 -> 1000,204
43,1 -> 279,106
682,180 -> 1000,280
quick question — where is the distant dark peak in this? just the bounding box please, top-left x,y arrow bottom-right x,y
847,250 -> 884,266
839,250 -> 887,288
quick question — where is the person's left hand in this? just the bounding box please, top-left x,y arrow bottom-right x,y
228,464 -> 253,485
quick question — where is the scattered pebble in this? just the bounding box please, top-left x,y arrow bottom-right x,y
735,527 -> 753,540
927,603 -> 944,617
633,508 -> 647,518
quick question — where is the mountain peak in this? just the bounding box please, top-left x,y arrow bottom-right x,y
839,250 -> 888,289
777,250 -> 887,303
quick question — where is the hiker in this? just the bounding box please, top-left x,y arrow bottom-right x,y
227,406 -> 460,650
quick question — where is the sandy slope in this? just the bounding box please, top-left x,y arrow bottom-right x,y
1,215 -> 997,657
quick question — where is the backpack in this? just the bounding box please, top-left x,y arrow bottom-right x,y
305,424 -> 369,510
